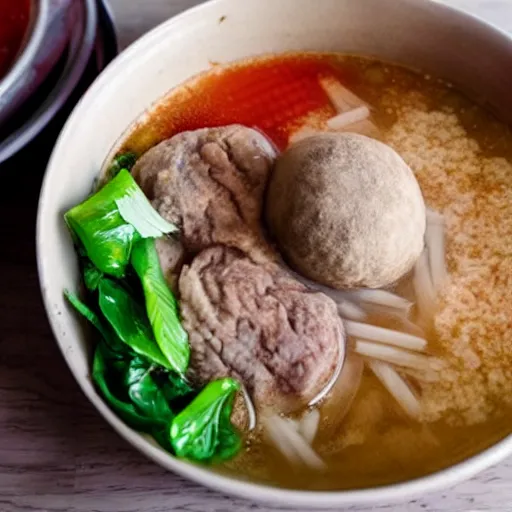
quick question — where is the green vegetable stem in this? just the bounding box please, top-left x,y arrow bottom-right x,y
107,152 -> 137,179
170,378 -> 242,463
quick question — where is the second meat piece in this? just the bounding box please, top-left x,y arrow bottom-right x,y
179,245 -> 345,415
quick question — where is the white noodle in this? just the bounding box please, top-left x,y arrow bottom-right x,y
319,76 -> 368,111
337,300 -> 368,321
298,409 -> 320,444
286,417 -> 301,432
333,118 -> 380,138
264,415 -> 327,470
426,220 -> 448,293
240,384 -> 257,431
285,266 -> 344,298
288,127 -> 329,145
367,360 -> 422,419
321,351 -> 364,434
392,315 -> 426,338
398,366 -> 441,383
286,268 -> 368,320
413,248 -> 437,320
327,106 -> 370,130
345,320 -> 427,351
426,207 -> 444,225
264,416 -> 302,465
361,305 -> 425,336
344,289 -> 413,314
288,118 -> 378,147
278,416 -> 326,469
354,339 -> 444,371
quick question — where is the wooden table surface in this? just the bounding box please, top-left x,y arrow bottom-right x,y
1,1 -> 512,511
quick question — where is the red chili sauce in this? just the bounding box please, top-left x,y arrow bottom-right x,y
122,54 -> 360,153
0,0 -> 31,80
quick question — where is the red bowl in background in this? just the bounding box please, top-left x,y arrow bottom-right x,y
0,0 -> 31,80
0,0 -> 75,127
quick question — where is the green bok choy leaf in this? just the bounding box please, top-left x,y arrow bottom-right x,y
121,357 -> 174,425
131,238 -> 189,376
65,169 -> 176,278
93,343 -> 173,431
93,345 -> 160,430
170,378 -> 242,463
64,289 -> 124,353
98,278 -> 173,370
64,290 -> 171,429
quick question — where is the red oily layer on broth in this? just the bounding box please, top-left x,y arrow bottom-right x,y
0,0 -> 31,79
122,55 -> 360,153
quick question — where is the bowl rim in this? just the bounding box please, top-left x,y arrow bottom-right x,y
0,0 -> 49,97
37,0 -> 512,506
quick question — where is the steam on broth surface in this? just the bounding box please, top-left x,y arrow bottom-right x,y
115,53 -> 512,489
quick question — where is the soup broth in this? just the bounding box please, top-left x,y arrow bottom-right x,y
119,53 -> 512,489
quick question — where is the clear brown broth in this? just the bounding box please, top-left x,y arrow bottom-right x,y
120,53 -> 512,490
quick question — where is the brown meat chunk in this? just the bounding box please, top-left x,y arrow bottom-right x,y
132,125 -> 276,258
179,246 -> 344,414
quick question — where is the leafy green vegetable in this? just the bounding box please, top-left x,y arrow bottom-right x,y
170,378 -> 242,463
162,372 -> 195,403
65,171 -> 139,277
131,238 -> 189,376
151,425 -> 174,452
123,357 -> 173,423
66,280 -> 241,464
83,259 -> 103,291
64,289 -> 104,331
107,152 -> 137,179
65,291 -> 175,432
98,278 -> 173,370
65,170 -> 176,278
93,343 -> 169,430
64,289 -> 124,352
65,166 -> 243,464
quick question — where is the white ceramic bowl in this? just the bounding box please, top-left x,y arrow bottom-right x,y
37,0 -> 512,507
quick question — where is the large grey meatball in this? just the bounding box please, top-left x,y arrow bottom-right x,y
265,133 -> 426,289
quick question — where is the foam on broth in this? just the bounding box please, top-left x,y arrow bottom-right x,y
120,53 -> 512,490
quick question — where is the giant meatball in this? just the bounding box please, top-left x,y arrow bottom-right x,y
179,246 -> 344,414
265,133 -> 426,289
132,124 -> 276,259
